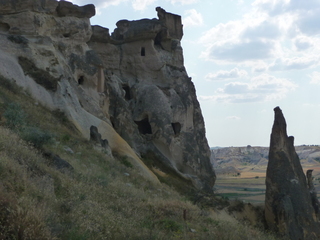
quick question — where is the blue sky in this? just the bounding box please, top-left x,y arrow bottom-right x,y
72,0 -> 320,147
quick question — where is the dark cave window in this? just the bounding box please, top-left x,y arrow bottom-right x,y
78,76 -> 84,85
135,118 -> 152,135
141,47 -> 145,56
122,85 -> 131,100
63,33 -> 70,38
154,32 -> 162,46
171,122 -> 181,136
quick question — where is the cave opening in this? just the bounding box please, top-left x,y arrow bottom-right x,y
78,76 -> 84,85
154,32 -> 162,46
141,47 -> 145,56
171,122 -> 181,136
63,33 -> 71,38
122,84 -> 131,100
135,118 -> 152,135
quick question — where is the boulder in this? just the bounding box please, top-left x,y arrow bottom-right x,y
265,107 -> 320,239
43,151 -> 74,172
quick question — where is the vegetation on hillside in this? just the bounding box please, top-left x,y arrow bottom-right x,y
0,75 -> 279,239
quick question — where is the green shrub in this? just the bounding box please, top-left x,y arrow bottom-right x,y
120,156 -> 133,168
4,103 -> 26,130
21,126 -> 53,148
157,219 -> 182,232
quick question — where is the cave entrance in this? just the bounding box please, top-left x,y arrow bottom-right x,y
78,76 -> 84,85
141,47 -> 145,56
154,32 -> 162,46
171,122 -> 181,136
122,84 -> 131,100
135,118 -> 152,135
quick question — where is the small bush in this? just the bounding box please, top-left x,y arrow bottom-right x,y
21,126 -> 53,148
120,156 -> 133,168
4,103 -> 26,130
157,219 -> 182,232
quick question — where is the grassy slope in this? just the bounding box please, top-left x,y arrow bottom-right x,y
0,75 -> 279,239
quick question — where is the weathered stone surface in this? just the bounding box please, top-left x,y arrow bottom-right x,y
265,107 -> 320,240
89,6 -> 214,191
90,125 -> 109,148
0,1 -> 215,190
56,1 -> 95,18
307,169 -> 320,220
43,151 -> 74,172
0,0 -> 58,14
90,25 -> 111,43
156,7 -> 183,40
111,19 -> 162,43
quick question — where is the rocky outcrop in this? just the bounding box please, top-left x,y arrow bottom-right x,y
0,1 -> 215,190
265,107 -> 320,239
307,169 -> 320,220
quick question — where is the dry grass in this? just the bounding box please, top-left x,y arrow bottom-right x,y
0,75 -> 280,239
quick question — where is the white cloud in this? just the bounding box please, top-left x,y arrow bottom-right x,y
205,68 -> 247,81
253,0 -> 320,16
204,40 -> 275,63
71,0 -> 126,10
252,61 -> 268,72
241,21 -> 281,40
269,57 -> 318,71
132,0 -> 156,11
199,0 -> 320,64
309,71 -> 320,85
199,73 -> 297,103
183,9 -> 203,28
296,9 -> 320,36
170,0 -> 198,4
226,116 -> 241,120
294,36 -> 313,51
199,15 -> 279,63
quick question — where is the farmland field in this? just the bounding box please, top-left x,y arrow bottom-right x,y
214,165 -> 320,204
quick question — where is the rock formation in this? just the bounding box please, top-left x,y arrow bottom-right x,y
265,107 -> 320,240
307,169 -> 320,220
0,0 -> 215,190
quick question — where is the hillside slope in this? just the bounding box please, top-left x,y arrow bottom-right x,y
0,75 -> 278,239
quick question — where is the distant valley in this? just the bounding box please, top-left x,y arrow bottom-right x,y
211,145 -> 320,203
211,145 -> 320,174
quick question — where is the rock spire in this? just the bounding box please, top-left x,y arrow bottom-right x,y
265,106 -> 320,240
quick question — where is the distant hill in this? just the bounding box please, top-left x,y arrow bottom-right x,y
211,145 -> 320,174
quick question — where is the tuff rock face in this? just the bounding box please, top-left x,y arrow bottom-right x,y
265,107 -> 320,240
0,0 -> 215,190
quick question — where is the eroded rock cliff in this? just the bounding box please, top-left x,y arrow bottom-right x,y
0,0 -> 215,190
265,107 -> 320,239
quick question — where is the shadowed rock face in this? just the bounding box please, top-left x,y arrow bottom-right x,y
307,169 -> 320,220
92,7 -> 215,191
265,107 -> 320,240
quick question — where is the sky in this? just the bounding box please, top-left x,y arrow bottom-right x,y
71,0 -> 320,147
